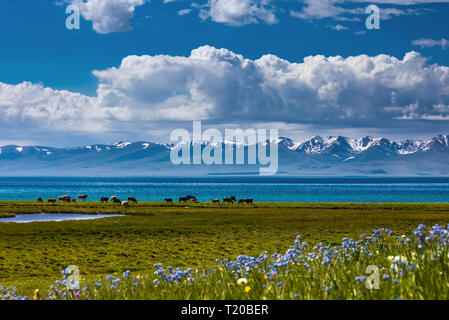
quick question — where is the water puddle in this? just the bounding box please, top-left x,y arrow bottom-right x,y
0,213 -> 124,223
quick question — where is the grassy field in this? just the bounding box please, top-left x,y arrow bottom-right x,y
1,201 -> 449,299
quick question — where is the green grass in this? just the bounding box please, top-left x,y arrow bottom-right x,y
1,201 -> 449,299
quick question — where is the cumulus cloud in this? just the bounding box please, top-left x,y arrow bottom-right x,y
198,0 -> 277,26
69,0 -> 148,34
0,82 -> 130,133
2,47 -> 449,144
92,47 -> 449,125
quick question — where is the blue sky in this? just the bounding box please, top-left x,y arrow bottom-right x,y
0,0 -> 448,146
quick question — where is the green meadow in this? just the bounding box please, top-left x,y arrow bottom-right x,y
1,201 -> 449,299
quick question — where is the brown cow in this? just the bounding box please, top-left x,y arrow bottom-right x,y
101,197 -> 109,203
78,194 -> 88,201
179,197 -> 188,203
211,199 -> 220,204
165,198 -> 173,203
128,197 -> 138,204
58,195 -> 71,202
37,197 -> 43,203
47,198 -> 57,205
223,197 -> 234,204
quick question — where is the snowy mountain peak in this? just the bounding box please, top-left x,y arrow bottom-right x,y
1,134 -> 449,159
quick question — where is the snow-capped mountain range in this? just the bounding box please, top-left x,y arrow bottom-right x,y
1,135 -> 449,176
279,135 -> 449,156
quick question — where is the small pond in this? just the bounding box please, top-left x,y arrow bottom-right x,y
0,213 -> 124,223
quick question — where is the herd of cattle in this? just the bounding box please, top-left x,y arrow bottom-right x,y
36,195 -> 138,207
36,195 -> 254,207
165,195 -> 254,205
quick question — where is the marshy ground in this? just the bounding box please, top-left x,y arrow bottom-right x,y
1,201 -> 449,297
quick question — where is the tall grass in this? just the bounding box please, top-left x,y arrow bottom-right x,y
2,223 -> 449,300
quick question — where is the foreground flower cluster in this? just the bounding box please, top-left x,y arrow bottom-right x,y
2,224 -> 449,300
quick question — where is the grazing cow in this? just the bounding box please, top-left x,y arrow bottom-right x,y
187,196 -> 199,202
165,198 -> 173,203
128,197 -> 138,204
179,197 -> 188,203
121,201 -> 129,208
47,198 -> 57,205
238,199 -> 245,204
101,197 -> 109,203
211,199 -> 220,204
58,195 -> 71,203
37,197 -> 43,203
223,197 -> 234,204
112,198 -> 121,204
78,194 -> 88,201
245,198 -> 254,205
110,196 -> 118,202
71,199 -> 77,203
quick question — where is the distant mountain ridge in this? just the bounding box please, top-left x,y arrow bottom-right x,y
1,135 -> 449,176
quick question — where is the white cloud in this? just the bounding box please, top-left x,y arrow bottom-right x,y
291,0 -> 445,23
350,1 -> 449,4
0,82 -> 130,133
69,0 -> 148,34
199,0 -> 277,26
412,38 -> 449,49
61,0 -> 448,31
177,8 -> 192,16
328,24 -> 349,30
2,47 -> 449,144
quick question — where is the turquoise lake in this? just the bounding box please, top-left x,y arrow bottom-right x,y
0,177 -> 449,203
